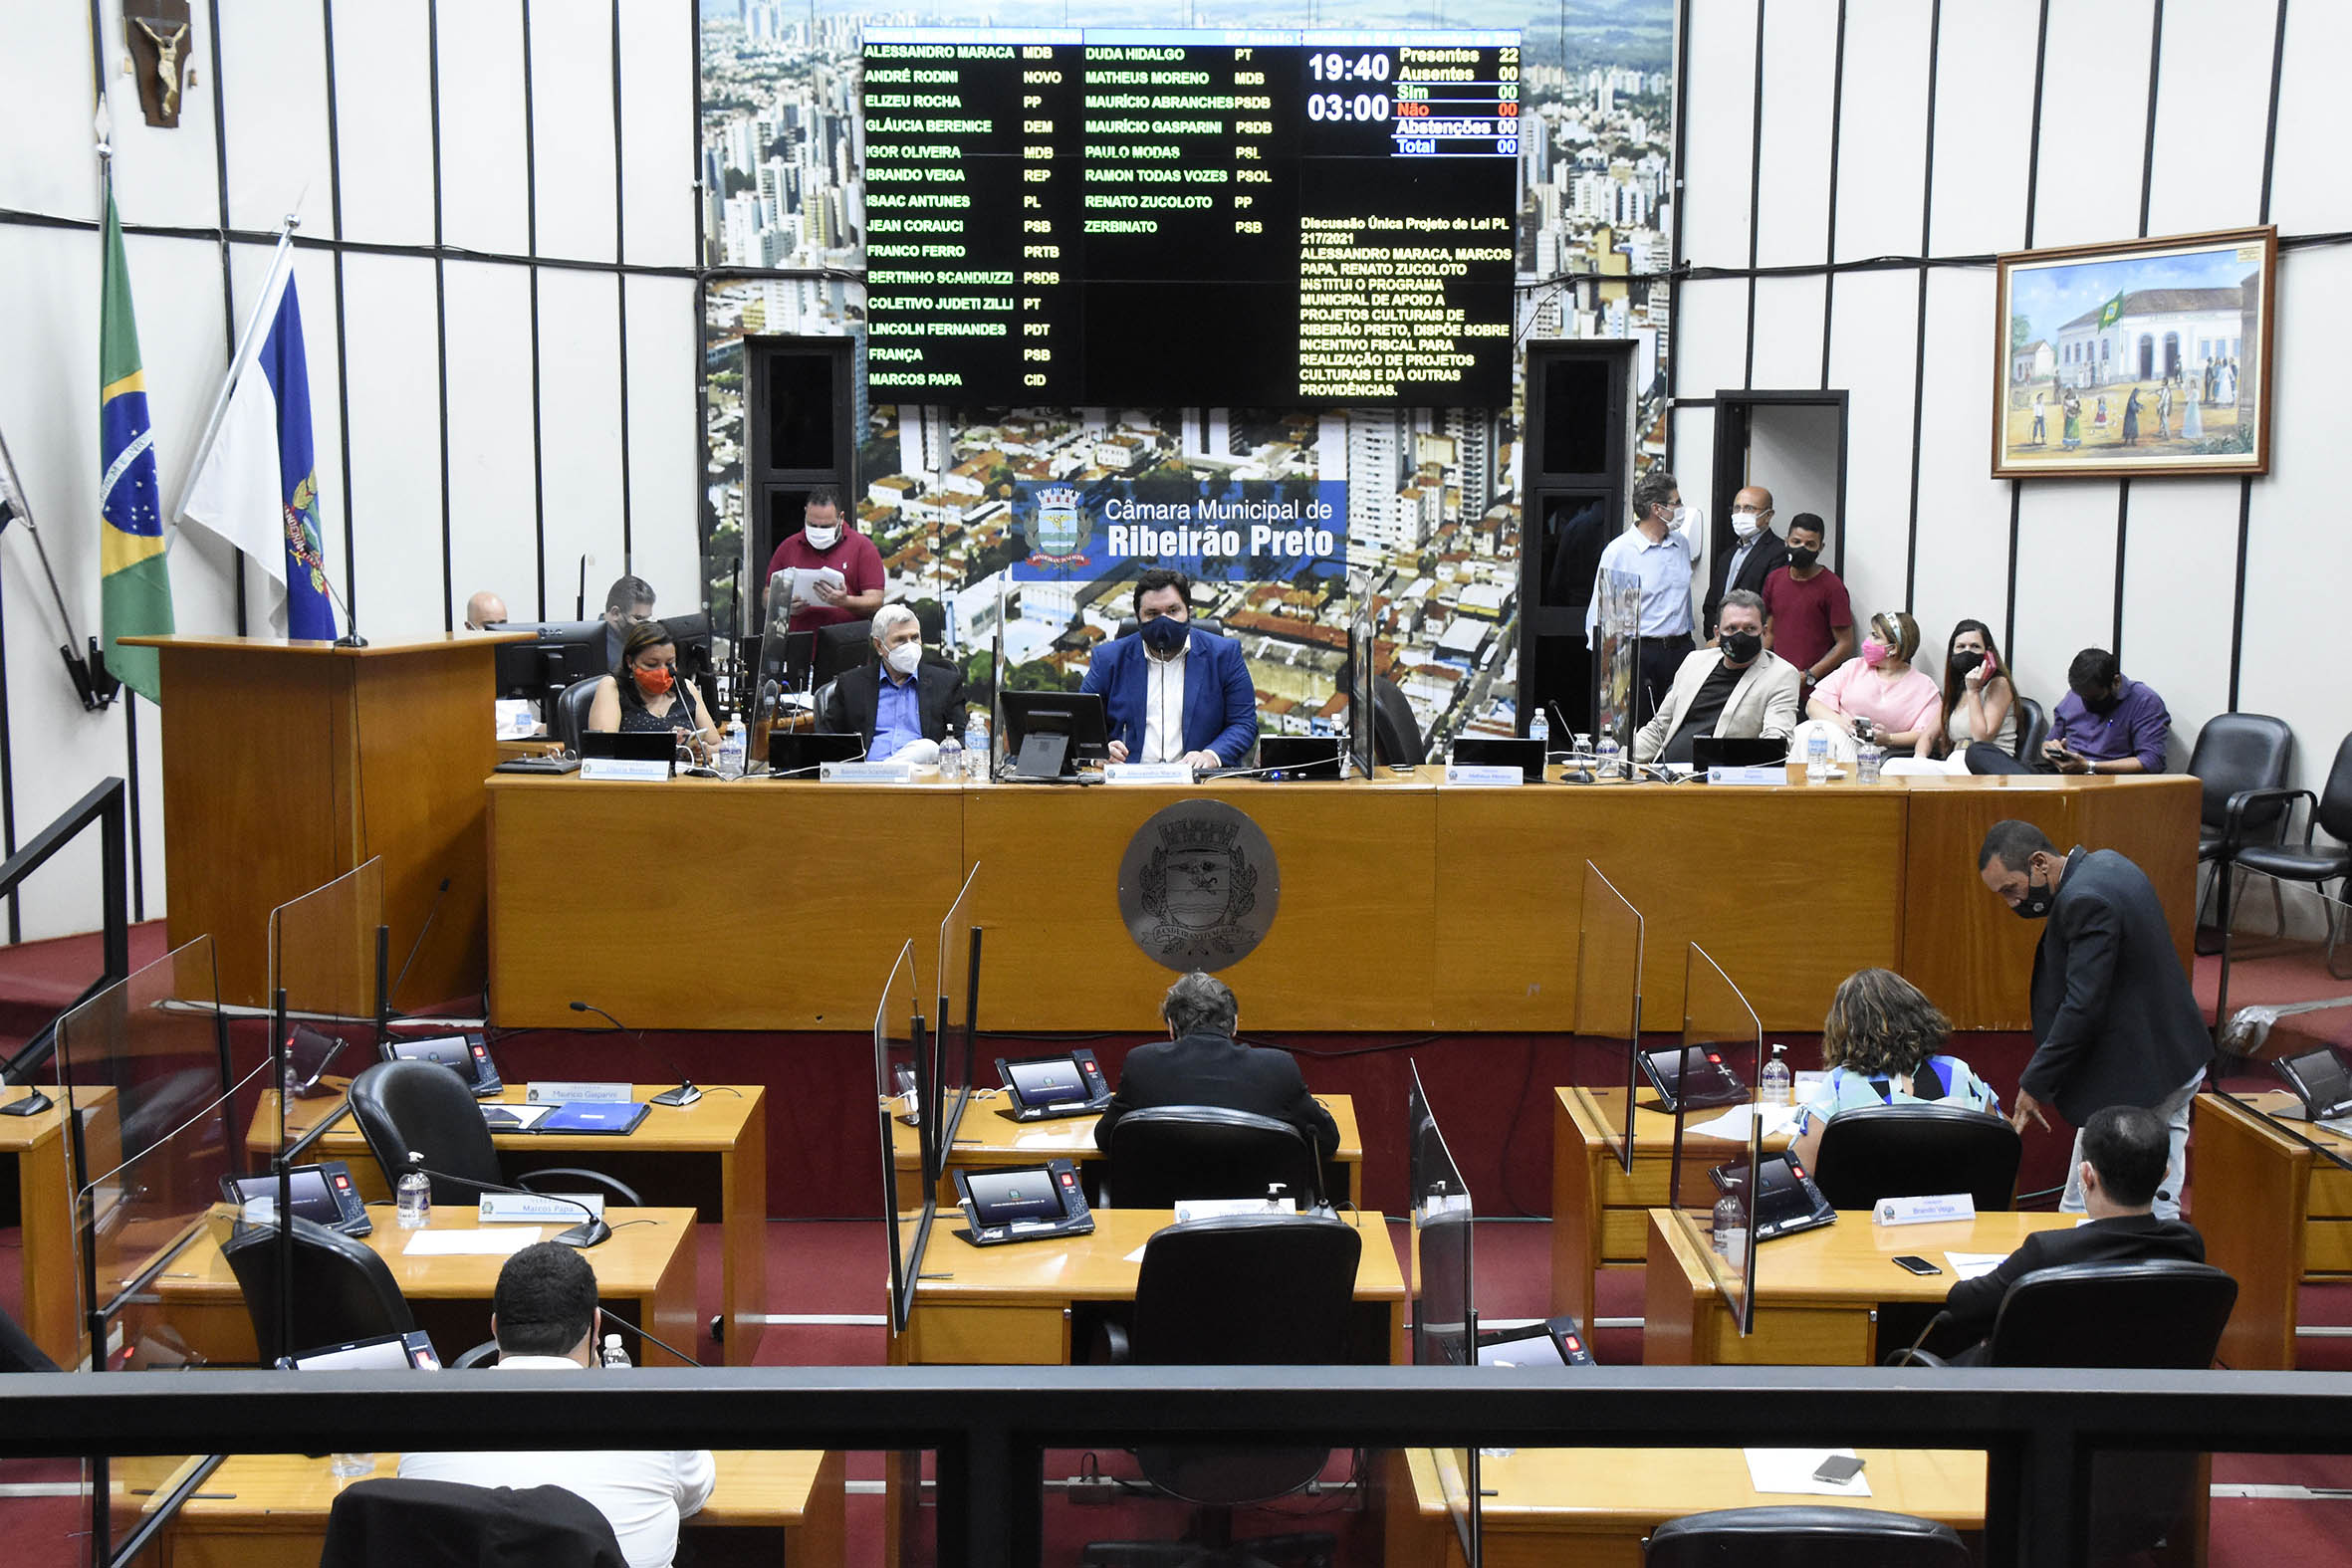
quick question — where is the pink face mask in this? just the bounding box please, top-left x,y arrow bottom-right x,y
1860,637 -> 1892,668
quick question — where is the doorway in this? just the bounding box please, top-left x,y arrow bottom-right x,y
1708,392 -> 1850,631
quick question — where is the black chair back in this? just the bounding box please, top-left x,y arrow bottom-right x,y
2319,732 -> 2352,844
349,1058 -> 504,1204
553,676 -> 600,752
1646,1505 -> 1971,1568
1130,1214 -> 1361,1507
2010,695 -> 2048,763
1374,677 -> 1426,766
222,1215 -> 412,1365
1985,1259 -> 2236,1369
1811,1103 -> 2022,1213
320,1477 -> 628,1568
2189,712 -> 2293,833
1104,1106 -> 1321,1209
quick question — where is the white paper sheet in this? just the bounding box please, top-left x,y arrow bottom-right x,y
1687,1103 -> 1802,1141
403,1229 -> 544,1255
1744,1448 -> 1873,1497
1944,1250 -> 2008,1280
773,565 -> 847,607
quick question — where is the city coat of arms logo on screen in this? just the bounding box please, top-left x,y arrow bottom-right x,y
1026,486 -> 1089,567
1117,801 -> 1281,972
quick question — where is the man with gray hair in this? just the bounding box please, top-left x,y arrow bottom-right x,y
1586,467 -> 1703,726
1092,972 -> 1339,1158
1632,587 -> 1799,765
819,601 -> 967,761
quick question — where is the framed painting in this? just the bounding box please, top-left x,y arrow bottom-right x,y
1993,226 -> 2275,478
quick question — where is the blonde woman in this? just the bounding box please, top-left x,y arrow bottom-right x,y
1805,610 -> 1943,755
1790,969 -> 2001,1170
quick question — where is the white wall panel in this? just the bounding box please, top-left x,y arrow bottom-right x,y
2257,0 -> 2352,235
2117,477 -> 2235,772
1745,275 -> 1826,390
1830,0 -> 1931,263
2029,0 -> 2156,249
219,0 -> 337,237
436,0 -> 530,256
441,264 -> 540,622
2142,0 -> 2276,238
330,0 -> 436,247
1907,268 -> 2011,655
621,277 -> 703,612
1673,277 -> 1749,401
1679,0 -> 1762,270
527,0 -> 620,265
341,254 -> 446,640
3,10 -> 103,220
1751,0 -> 1837,271
1822,268 -> 1920,622
619,2 -> 696,268
1924,0 -> 2037,258
533,270 -> 626,615
2008,482 -> 2118,716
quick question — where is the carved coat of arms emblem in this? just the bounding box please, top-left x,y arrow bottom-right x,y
1116,800 -> 1280,971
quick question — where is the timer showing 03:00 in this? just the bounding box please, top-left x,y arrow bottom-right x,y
1305,93 -> 1392,122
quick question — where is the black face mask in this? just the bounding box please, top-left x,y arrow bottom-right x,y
2012,864 -> 2057,920
1721,629 -> 1763,664
1789,546 -> 1820,569
1139,614 -> 1188,656
1949,650 -> 1985,679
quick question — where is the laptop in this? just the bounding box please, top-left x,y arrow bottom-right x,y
1711,1152 -> 1837,1242
1638,1043 -> 1750,1113
282,1329 -> 442,1371
767,731 -> 865,778
994,1050 -> 1111,1121
580,732 -> 676,766
2276,1045 -> 2352,1122
1692,736 -> 1788,771
952,1160 -> 1095,1246
387,1032 -> 505,1097
1450,737 -> 1547,782
1256,736 -> 1344,782
535,1101 -> 650,1136
220,1160 -> 373,1237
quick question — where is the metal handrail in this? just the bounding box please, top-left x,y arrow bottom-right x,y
0,778 -> 130,1083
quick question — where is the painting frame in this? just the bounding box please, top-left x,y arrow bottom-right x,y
1992,225 -> 2276,479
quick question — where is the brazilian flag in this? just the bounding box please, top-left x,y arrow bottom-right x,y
2094,289 -> 2126,332
99,189 -> 174,702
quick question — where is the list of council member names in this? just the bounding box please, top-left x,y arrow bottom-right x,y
860,29 -> 1521,405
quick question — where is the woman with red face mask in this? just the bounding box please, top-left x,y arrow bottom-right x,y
588,620 -> 719,761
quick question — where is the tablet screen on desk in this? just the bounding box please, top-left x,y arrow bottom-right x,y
963,1168 -> 1074,1227
1003,1057 -> 1090,1109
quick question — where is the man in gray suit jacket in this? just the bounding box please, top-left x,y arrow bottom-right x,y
1633,590 -> 1800,765
1978,819 -> 2212,1219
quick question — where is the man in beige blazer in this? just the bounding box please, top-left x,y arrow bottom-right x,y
1633,589 -> 1800,764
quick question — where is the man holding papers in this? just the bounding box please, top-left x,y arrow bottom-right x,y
767,487 -> 882,635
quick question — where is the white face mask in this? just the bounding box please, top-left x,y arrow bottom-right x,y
1730,511 -> 1763,540
885,640 -> 922,677
803,523 -> 841,551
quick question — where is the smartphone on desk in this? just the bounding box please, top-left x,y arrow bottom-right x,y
1812,1454 -> 1866,1484
1892,1254 -> 1942,1275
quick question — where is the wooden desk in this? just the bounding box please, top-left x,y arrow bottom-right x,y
1386,1444 -> 1987,1568
2195,1090 -> 2351,1370
892,1089 -> 1365,1209
248,1083 -> 770,1365
147,1204 -> 698,1367
891,1208 -> 1407,1365
0,1085 -> 80,1367
153,1449 -> 844,1568
1642,1207 -> 2079,1366
487,772 -> 969,1029
1548,1087 -> 1789,1328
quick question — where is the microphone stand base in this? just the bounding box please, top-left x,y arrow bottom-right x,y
650,1082 -> 702,1108
334,633 -> 371,649
554,1219 -> 611,1248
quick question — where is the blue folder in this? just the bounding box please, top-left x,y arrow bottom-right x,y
534,1101 -> 649,1136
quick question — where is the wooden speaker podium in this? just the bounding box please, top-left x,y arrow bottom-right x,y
124,632 -> 525,1010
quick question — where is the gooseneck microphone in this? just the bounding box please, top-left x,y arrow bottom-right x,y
405,1153 -> 609,1248
569,1000 -> 701,1107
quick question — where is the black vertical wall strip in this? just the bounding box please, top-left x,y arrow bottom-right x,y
610,0 -> 634,568
428,0 -> 455,631
1740,0 -> 1766,390
2231,0 -> 2291,713
1817,0 -> 1847,391
1900,0 -> 1943,609
1664,0 -> 1692,474
204,0 -> 247,639
2112,481 -> 2130,655
2110,0 -> 2165,667
320,0 -> 358,628
2006,0 -> 2050,672
522,0 -> 549,619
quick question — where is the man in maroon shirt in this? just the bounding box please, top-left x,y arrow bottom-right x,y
765,487 -> 884,635
1758,512 -> 1854,694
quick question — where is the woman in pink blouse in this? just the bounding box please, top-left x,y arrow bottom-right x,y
1804,610 -> 1943,753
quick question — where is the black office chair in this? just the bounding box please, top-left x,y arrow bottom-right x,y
1080,1214 -> 1362,1568
1114,616 -> 1228,640
1645,1505 -> 1971,1568
221,1215 -> 414,1366
347,1060 -> 643,1210
2010,694 -> 2048,764
553,675 -> 600,753
320,1477 -> 628,1568
1810,1104 -> 2022,1213
2188,713 -> 2295,946
1102,1106 -> 1322,1210
2230,731 -> 2352,977
1372,677 -> 1425,766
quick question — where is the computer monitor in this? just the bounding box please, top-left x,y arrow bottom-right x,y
493,620 -> 611,701
659,611 -> 714,684
1000,690 -> 1110,780
814,619 -> 875,686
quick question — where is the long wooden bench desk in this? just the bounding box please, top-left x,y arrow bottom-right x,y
2196,1089 -> 2352,1370
0,1084 -> 82,1367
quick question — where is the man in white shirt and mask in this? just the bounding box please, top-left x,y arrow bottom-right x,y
1080,567 -> 1258,770
399,1243 -> 714,1568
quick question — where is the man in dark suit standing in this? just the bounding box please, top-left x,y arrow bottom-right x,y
1702,485 -> 1788,641
1938,1105 -> 2205,1355
1094,972 -> 1339,1159
1978,820 -> 2212,1219
819,601 -> 967,760
1080,568 -> 1258,768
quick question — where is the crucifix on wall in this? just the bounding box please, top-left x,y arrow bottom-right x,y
123,0 -> 194,128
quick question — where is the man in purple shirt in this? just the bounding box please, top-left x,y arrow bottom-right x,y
1965,647 -> 2169,776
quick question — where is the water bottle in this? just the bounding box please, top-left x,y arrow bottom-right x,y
1806,729 -> 1829,784
964,712 -> 990,782
1594,730 -> 1621,779
716,713 -> 747,778
938,731 -> 963,782
1712,1185 -> 1749,1268
1761,1043 -> 1793,1108
395,1170 -> 431,1231
1529,707 -> 1550,752
1856,737 -> 1884,784
330,1451 -> 375,1479
600,1333 -> 630,1370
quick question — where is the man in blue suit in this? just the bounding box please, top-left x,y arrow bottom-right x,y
1080,568 -> 1258,768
